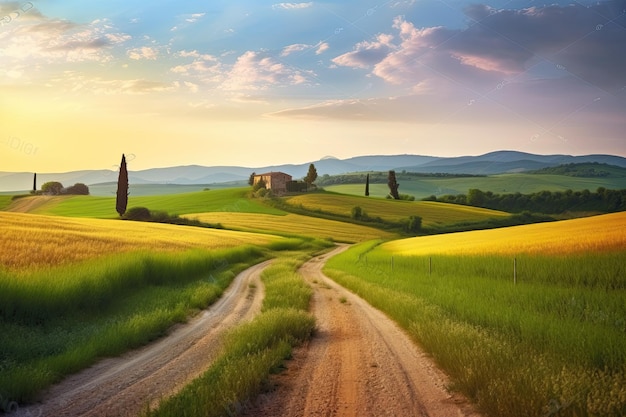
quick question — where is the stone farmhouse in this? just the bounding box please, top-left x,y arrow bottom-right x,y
253,172 -> 293,195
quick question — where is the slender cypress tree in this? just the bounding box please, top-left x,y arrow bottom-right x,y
116,154 -> 129,217
33,173 -> 37,193
365,173 -> 370,196
387,170 -> 400,200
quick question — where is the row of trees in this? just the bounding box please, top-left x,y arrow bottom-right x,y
36,181 -> 90,196
426,188 -> 626,214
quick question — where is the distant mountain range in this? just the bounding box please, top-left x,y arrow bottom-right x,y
2,151 -> 626,192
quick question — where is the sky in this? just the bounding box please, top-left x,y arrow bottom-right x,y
1,0 -> 625,172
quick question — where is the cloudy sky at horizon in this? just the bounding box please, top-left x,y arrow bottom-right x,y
1,0 -> 625,172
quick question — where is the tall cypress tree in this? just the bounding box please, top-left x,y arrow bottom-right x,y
365,173 -> 370,196
32,173 -> 37,193
387,170 -> 400,200
116,154 -> 129,217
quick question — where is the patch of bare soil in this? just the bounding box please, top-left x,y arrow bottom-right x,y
14,260 -> 271,417
5,196 -> 55,213
242,246 -> 482,417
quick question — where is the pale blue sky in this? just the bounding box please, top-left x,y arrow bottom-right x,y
1,0 -> 625,171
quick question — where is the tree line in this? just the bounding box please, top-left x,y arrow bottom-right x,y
425,187 -> 626,214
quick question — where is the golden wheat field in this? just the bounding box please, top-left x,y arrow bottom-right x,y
186,212 -> 395,242
0,212 -> 281,271
383,211 -> 626,256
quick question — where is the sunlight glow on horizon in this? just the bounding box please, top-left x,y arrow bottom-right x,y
1,0 -> 624,172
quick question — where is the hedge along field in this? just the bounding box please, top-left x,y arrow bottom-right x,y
324,213 -> 626,417
285,192 -> 509,227
0,212 -> 280,271
0,211 -> 291,404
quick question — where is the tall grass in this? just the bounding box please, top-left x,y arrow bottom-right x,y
0,246 -> 267,403
324,241 -> 626,417
145,249 -> 324,417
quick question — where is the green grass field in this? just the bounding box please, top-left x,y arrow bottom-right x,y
285,192 -> 509,228
326,173 -> 626,200
4,188 -> 283,218
0,245 -> 276,403
0,195 -> 13,210
324,214 -> 626,417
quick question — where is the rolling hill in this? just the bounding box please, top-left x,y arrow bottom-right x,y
3,151 -> 625,193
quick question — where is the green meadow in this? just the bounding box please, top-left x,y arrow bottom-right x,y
0,245 -> 283,403
326,173 -> 626,200
324,239 -> 626,417
3,183 -> 626,416
6,187 -> 283,218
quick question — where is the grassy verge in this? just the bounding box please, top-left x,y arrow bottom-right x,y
0,246 -> 269,404
324,242 -> 626,417
144,244 -> 330,417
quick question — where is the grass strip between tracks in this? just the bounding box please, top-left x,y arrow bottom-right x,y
144,242 -> 330,417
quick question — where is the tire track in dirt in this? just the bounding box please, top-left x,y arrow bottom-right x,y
16,260 -> 271,417
243,246 -> 482,417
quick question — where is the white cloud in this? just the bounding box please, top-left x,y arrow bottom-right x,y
0,17 -> 124,65
332,33 -> 395,69
281,43 -> 311,57
183,81 -> 199,93
127,46 -> 158,60
334,2 -> 626,92
272,2 -> 313,10
315,42 -> 329,55
185,13 -> 205,23
222,50 -> 313,91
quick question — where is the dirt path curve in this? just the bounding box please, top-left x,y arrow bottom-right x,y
244,246 -> 482,417
16,260 -> 272,417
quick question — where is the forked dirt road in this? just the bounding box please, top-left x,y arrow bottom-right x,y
16,260 -> 272,417
243,246 -> 481,417
17,247 -> 480,417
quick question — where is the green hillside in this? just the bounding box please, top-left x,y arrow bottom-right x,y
284,192 -> 509,228
4,188 -> 284,218
325,173 -> 626,200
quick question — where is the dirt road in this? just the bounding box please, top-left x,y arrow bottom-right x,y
16,260 -> 271,417
243,246 -> 481,417
17,247 -> 481,417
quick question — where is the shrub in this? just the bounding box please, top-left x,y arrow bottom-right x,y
405,215 -> 422,233
64,183 -> 90,195
41,181 -> 63,195
123,207 -> 151,221
351,206 -> 363,220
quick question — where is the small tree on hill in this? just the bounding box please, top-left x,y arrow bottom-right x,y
387,170 -> 400,200
304,164 -> 318,189
42,181 -> 63,195
116,154 -> 129,217
66,183 -> 90,195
